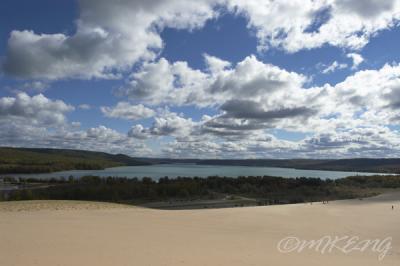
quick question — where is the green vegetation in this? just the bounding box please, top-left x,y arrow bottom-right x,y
2,175 -> 399,207
3,147 -> 400,174
336,175 -> 400,188
196,159 -> 400,173
0,147 -> 150,174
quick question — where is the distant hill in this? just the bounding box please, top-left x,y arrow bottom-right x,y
121,157 -> 400,173
0,147 -> 151,174
2,147 -> 400,174
195,158 -> 400,173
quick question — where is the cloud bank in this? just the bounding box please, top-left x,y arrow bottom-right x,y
2,0 -> 399,79
1,0 -> 400,158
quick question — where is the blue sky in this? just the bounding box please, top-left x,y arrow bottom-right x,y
1,0 -> 400,158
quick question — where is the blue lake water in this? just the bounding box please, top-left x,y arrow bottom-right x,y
3,163 -> 390,180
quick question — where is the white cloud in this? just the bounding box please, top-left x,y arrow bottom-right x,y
101,102 -> 155,121
21,81 -> 49,92
208,55 -> 307,103
128,124 -> 149,140
120,56 -> 400,158
227,0 -> 400,52
322,61 -> 348,74
0,92 -> 73,126
128,110 -> 196,140
204,53 -> 231,74
47,126 -> 152,156
347,53 -> 364,69
0,121 -> 152,157
2,0 -> 400,158
336,0 -> 397,18
3,59 -> 400,158
116,57 -> 210,106
0,93 -> 152,156
1,0 -> 220,80
4,53 -> 387,158
78,104 -> 91,110
150,110 -> 195,137
119,55 -> 320,139
118,55 -> 307,108
2,0 -> 399,80
324,63 -> 400,121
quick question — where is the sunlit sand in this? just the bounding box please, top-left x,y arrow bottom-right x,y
1,192 -> 399,266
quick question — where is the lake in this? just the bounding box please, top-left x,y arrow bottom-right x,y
3,163 -> 390,180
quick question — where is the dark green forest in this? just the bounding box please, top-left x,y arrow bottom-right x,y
195,159 -> 400,173
2,175 -> 399,207
0,147 -> 150,174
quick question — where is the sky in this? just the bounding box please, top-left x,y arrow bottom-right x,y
1,0 -> 400,159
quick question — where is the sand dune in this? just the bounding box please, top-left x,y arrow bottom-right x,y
1,193 -> 399,266
0,200 -> 133,212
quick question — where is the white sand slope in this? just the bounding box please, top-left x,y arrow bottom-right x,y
1,193 -> 399,266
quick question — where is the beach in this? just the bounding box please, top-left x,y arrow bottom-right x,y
1,193 -> 399,266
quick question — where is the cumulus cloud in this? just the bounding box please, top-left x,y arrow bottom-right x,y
118,55 -> 307,107
4,59 -> 400,158
226,0 -> 400,52
347,53 -> 364,69
0,121 -> 152,157
202,117 -> 267,136
160,123 -> 400,159
120,55 -> 400,158
324,63 -> 400,120
2,0 -> 399,80
47,126 -> 152,156
208,55 -> 307,102
101,102 -> 155,121
204,53 -> 231,74
297,125 -> 400,158
118,55 -> 317,137
0,93 -> 152,156
220,100 -> 316,121
128,110 -> 196,140
160,133 -> 300,159
0,92 -> 73,125
336,0 -> 397,18
5,56 -> 400,158
1,0 -> 219,80
116,57 -> 210,106
322,61 -> 348,74
128,124 -> 150,140
2,0 -> 400,158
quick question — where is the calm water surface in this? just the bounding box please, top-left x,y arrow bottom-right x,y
4,163 -> 390,180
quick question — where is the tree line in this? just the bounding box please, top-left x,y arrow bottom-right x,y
2,175 -> 399,204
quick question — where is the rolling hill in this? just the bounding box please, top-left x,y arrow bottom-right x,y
2,147 -> 400,174
0,147 -> 151,174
